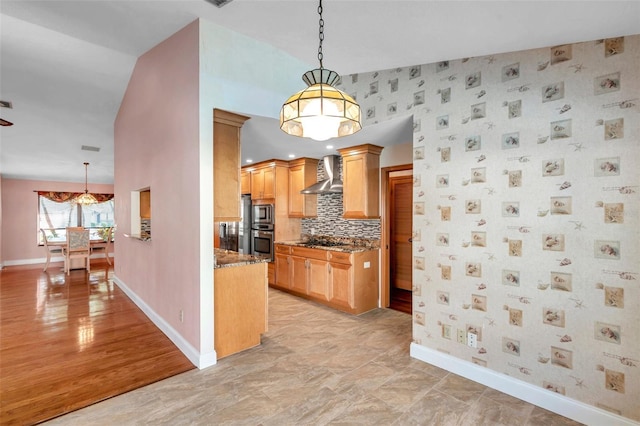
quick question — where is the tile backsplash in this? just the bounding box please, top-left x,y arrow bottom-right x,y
301,157 -> 381,239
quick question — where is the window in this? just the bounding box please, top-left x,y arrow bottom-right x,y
38,195 -> 115,244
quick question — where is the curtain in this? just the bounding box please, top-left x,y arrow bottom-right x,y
36,191 -> 114,203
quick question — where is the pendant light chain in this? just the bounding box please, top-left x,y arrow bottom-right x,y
84,162 -> 89,194
279,0 -> 361,140
317,0 -> 324,69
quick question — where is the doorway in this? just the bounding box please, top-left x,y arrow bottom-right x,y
381,165 -> 413,314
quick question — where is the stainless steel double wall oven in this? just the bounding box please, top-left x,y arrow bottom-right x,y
251,204 -> 274,261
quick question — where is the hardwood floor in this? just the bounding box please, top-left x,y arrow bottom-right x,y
0,261 -> 194,425
389,287 -> 412,314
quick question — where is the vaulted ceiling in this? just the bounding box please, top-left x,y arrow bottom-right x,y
2,1 -> 639,184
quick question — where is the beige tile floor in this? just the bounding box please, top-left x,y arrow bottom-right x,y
46,289 -> 582,425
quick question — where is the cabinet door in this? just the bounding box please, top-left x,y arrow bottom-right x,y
241,170 -> 251,195
308,258 -> 329,301
288,165 -> 305,217
251,169 -> 264,200
139,190 -> 151,219
213,121 -> 240,220
329,262 -> 354,309
213,110 -> 249,222
338,144 -> 383,219
274,253 -> 291,290
290,256 -> 308,295
262,167 -> 276,199
341,154 -> 366,218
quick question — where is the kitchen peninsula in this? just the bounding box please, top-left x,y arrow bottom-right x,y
214,248 -> 269,358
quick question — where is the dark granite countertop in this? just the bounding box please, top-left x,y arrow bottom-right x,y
275,237 -> 380,253
214,248 -> 270,269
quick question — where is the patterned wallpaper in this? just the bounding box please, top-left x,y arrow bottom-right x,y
339,35 -> 639,421
301,158 -> 382,239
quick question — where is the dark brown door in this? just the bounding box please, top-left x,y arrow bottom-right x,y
389,172 -> 413,313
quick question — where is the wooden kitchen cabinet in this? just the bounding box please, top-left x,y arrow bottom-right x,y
273,244 -> 378,315
214,262 -> 267,359
249,160 -> 288,201
290,246 -> 329,299
290,255 -> 309,295
328,252 -> 353,310
240,169 -> 251,195
337,144 -> 384,219
307,258 -> 330,301
139,190 -> 151,219
288,158 -> 318,218
213,109 -> 250,222
274,245 -> 292,291
328,249 -> 379,314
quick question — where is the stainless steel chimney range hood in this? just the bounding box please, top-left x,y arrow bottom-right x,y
301,155 -> 343,194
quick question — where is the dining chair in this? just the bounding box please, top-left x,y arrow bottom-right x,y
91,227 -> 113,265
63,228 -> 91,275
40,228 -> 63,272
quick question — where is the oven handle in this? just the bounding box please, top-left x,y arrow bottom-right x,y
253,230 -> 274,238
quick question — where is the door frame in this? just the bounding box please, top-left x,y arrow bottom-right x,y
380,164 -> 413,308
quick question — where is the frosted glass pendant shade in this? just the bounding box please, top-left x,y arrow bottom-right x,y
280,68 -> 361,141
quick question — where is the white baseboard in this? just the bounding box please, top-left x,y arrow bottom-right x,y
410,343 -> 638,426
112,275 -> 217,370
3,254 -> 114,267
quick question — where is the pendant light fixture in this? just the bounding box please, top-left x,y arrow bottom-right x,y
280,0 -> 361,141
75,162 -> 98,205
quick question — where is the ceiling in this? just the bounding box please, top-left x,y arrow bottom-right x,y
1,1 -> 639,184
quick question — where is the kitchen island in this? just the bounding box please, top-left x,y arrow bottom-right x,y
273,238 -> 380,315
214,248 -> 269,358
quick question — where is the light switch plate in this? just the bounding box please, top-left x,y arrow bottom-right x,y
457,329 -> 466,344
364,261 -> 370,269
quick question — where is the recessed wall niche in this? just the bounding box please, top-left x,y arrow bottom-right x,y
130,188 -> 151,239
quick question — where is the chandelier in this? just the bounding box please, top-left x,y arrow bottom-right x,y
279,0 -> 361,141
75,162 -> 98,205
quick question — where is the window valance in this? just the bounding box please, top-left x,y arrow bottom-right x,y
36,191 -> 114,203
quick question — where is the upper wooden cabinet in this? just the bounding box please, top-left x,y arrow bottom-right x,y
213,109 -> 250,222
249,160 -> 288,201
337,144 -> 384,219
139,190 -> 151,219
288,158 -> 318,218
240,169 -> 251,195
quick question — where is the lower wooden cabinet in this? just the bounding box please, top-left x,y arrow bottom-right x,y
272,244 -> 379,314
308,258 -> 330,301
274,245 -> 292,291
290,255 -> 309,294
328,260 -> 353,310
267,262 -> 275,286
214,262 -> 267,359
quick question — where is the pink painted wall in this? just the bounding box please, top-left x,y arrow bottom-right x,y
0,178 -> 114,264
114,21 -> 201,350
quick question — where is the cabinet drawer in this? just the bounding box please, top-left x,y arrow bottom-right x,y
328,251 -> 352,265
275,244 -> 291,254
291,246 -> 328,261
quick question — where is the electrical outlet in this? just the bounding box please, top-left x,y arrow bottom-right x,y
457,329 -> 466,344
179,309 -> 184,323
467,332 -> 477,348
